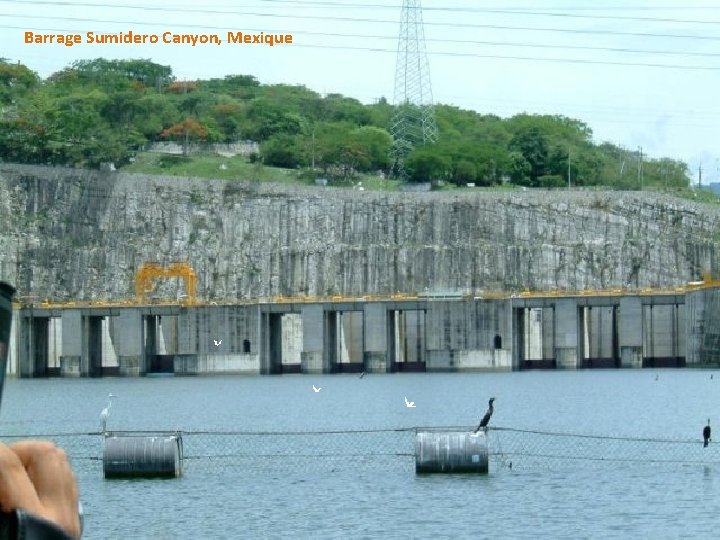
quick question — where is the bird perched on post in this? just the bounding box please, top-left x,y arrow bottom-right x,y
475,398 -> 496,433
100,393 -> 115,433
703,419 -> 711,448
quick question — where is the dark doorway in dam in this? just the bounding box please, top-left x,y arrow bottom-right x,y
144,315 -> 172,374
515,307 -> 556,369
579,306 -> 619,368
388,310 -> 426,372
263,313 -> 302,374
332,311 -> 364,373
87,316 -> 104,377
642,303 -> 686,368
28,316 -> 50,377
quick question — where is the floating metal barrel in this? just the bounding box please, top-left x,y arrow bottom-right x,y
103,433 -> 183,479
415,431 -> 489,474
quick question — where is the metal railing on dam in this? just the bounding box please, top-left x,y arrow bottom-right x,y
11,274 -> 720,310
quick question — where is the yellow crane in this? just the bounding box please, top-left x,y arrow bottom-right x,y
135,262 -> 197,304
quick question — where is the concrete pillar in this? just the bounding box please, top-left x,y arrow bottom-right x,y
177,310 -> 197,355
619,297 -> 643,368
48,317 -> 62,371
60,310 -> 82,377
685,289 -> 718,366
554,298 -> 579,369
363,303 -> 388,372
7,307 -> 18,376
301,305 -> 326,374
116,309 -> 143,376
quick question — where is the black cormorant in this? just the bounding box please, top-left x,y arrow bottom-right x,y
704,419 -> 711,448
475,398 -> 496,433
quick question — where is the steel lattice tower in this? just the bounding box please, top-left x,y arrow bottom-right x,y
390,0 -> 439,179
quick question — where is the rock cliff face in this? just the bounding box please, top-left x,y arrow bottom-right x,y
0,163 -> 718,301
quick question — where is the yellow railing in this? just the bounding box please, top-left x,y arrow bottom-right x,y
12,276 -> 720,309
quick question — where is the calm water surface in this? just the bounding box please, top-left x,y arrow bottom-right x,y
2,370 -> 719,539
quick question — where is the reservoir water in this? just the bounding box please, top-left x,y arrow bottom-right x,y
2,370 -> 720,539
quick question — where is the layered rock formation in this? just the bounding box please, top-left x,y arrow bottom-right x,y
0,163 -> 718,301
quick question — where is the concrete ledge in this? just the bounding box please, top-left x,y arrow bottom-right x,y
451,350 -> 512,371
555,348 -> 578,369
175,354 -> 259,375
426,350 -> 512,372
118,356 -> 142,377
621,347 -> 643,368
363,351 -> 387,373
60,356 -> 81,377
301,351 -> 324,374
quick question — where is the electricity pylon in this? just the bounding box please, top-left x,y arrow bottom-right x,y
390,0 -> 439,180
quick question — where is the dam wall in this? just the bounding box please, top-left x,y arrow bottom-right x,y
1,163 -> 719,302
7,288 -> 720,377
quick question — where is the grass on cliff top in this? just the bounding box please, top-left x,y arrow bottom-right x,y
120,152 -> 720,204
121,151 -> 402,191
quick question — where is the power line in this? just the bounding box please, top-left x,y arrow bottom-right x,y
11,31 -> 718,72
6,23 -> 720,60
297,43 -> 720,71
5,0 -> 720,25
4,19 -> 720,72
5,9 -> 720,42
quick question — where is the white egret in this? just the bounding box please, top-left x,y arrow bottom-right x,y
100,393 -> 115,433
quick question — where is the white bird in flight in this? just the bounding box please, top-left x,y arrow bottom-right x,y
313,385 -> 322,393
214,339 -> 222,347
100,393 -> 115,433
405,396 -> 416,408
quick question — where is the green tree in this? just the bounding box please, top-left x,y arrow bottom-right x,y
510,126 -> 549,185
0,60 -> 39,104
454,160 -> 477,184
246,97 -> 304,140
261,134 -> 304,168
71,58 -> 173,90
133,93 -> 179,139
405,145 -> 450,182
347,126 -> 392,171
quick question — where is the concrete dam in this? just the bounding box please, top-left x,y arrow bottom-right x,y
1,163 -> 720,376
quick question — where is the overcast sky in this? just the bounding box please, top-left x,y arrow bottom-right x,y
2,0 -> 720,182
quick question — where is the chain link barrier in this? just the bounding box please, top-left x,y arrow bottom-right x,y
3,426 -> 718,474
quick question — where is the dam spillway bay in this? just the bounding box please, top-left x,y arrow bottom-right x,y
8,284 -> 720,377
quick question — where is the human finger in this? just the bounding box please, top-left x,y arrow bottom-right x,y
9,441 -> 80,538
0,442 -> 44,516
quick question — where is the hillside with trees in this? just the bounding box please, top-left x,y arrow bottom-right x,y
0,57 -> 690,189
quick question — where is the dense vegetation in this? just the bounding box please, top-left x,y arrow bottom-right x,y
0,58 -> 690,188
